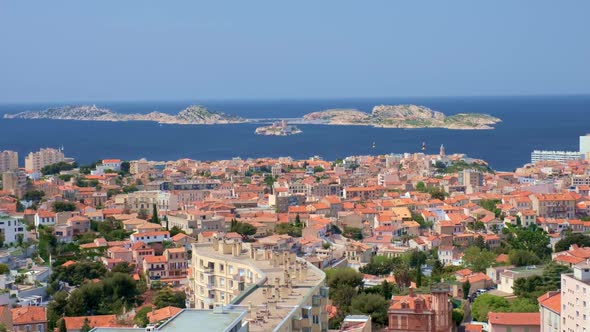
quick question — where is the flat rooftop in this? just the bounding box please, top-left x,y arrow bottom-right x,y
194,243 -> 326,332
91,309 -> 247,332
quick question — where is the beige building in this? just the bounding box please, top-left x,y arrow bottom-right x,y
560,264 -> 590,332
116,190 -> 178,212
2,169 -> 27,198
0,150 -> 18,173
189,234 -> 330,332
167,211 -> 225,236
530,193 -> 576,219
24,147 -> 65,173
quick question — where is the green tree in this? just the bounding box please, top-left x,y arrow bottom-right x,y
342,226 -> 363,240
48,291 -> 71,328
452,308 -> 464,326
23,190 -> 45,202
509,298 -> 539,312
325,268 -> 364,314
313,166 -> 325,173
473,235 -> 486,249
462,246 -> 496,272
360,256 -> 401,276
554,233 -> 590,252
415,181 -> 426,192
0,264 -> 9,275
471,294 -> 510,321
52,201 -> 76,212
169,226 -> 186,237
56,318 -> 67,332
479,199 -> 502,218
462,280 -> 471,299
508,249 -> 541,267
505,225 -> 551,259
134,306 -> 152,327
275,222 -> 302,237
112,262 -> 135,274
150,204 -> 160,224
350,293 -> 390,327
154,288 -> 186,309
120,161 -> 131,175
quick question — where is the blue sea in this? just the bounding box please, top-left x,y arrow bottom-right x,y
0,95 -> 588,171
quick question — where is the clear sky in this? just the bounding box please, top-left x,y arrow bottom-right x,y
1,0 -> 589,102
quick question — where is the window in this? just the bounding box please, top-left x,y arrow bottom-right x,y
312,315 -> 319,324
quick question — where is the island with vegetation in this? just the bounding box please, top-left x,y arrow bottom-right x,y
255,120 -> 302,136
4,103 -> 501,130
3,105 -> 246,125
302,104 -> 501,129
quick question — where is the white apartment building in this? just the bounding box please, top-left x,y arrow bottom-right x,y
0,214 -> 26,245
561,264 -> 590,332
189,235 -> 330,332
0,150 -> 18,172
24,148 -> 65,173
34,211 -> 57,227
580,134 -> 590,159
531,150 -> 582,164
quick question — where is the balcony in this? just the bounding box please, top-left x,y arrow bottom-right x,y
203,297 -> 215,306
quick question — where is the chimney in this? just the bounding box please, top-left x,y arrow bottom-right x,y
408,287 -> 414,297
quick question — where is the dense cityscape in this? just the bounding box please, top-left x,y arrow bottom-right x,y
0,133 -> 587,331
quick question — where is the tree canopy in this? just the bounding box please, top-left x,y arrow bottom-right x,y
554,233 -> 590,253
462,246 -> 496,272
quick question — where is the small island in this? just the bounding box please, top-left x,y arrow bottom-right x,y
255,120 -> 302,136
303,104 -> 501,129
3,105 -> 246,125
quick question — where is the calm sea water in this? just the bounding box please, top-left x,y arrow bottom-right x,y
0,95 -> 588,171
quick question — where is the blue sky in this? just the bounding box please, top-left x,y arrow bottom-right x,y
1,1 -> 589,102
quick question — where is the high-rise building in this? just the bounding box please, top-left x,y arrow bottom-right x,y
580,134 -> 590,158
560,264 -> 590,332
24,148 -> 65,173
458,169 -> 484,187
0,150 -> 18,173
2,169 -> 27,198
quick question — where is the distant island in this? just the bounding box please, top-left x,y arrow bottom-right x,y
3,105 -> 246,125
4,104 -> 501,130
302,104 -> 501,129
255,120 -> 302,136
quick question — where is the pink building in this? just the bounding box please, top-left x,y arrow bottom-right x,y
487,312 -> 540,332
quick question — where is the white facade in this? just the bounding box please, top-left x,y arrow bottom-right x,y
531,150 -> 582,163
0,214 -> 26,245
561,265 -> 590,332
130,231 -> 170,244
34,213 -> 57,227
580,134 -> 590,158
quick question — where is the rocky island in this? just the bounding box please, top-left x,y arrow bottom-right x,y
4,103 -> 501,130
302,104 -> 501,129
3,105 -> 246,125
255,120 -> 302,136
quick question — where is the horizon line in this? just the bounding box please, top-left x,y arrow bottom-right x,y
1,93 -> 590,105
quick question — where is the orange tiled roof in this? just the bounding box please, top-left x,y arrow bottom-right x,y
12,306 -> 47,324
64,314 -> 121,329
488,312 -> 540,326
147,306 -> 182,323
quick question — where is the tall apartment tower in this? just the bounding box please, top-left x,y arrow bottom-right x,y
560,263 -> 590,332
0,150 -> 18,172
24,148 -> 65,173
2,169 -> 27,198
581,134 -> 590,160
